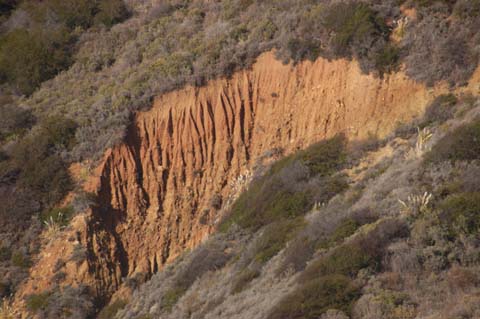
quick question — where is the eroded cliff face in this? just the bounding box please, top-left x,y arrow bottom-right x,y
16,52 -> 447,307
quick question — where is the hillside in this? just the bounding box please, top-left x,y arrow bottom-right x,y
0,0 -> 480,318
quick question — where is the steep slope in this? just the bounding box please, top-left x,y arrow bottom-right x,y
15,51 -> 446,309
117,98 -> 480,319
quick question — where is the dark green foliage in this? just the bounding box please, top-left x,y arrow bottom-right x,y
0,0 -> 17,15
318,218 -> 361,249
254,218 -> 305,264
0,28 -> 72,95
322,2 -> 389,57
95,0 -> 130,27
26,292 -> 51,313
421,94 -> 458,126
299,135 -> 347,177
0,104 -> 34,142
40,206 -> 75,227
232,268 -> 261,294
161,287 -> 186,312
268,274 -> 360,319
221,136 -> 347,232
0,281 -> 11,298
375,43 -> 400,75
8,115 -> 77,206
301,243 -> 374,282
0,0 -> 129,95
439,192 -> 480,236
11,251 -> 31,268
98,299 -> 127,319
425,119 -> 480,163
0,246 -> 11,261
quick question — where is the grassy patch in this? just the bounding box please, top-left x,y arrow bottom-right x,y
268,274 -> 360,319
40,206 -> 75,227
25,292 -> 50,314
421,94 -> 458,127
11,251 -> 31,268
439,192 -> 480,237
161,287 -> 186,312
317,218 -> 361,250
231,268 -> 261,294
254,218 -> 305,264
301,243 -> 374,282
425,119 -> 480,163
98,299 -> 127,319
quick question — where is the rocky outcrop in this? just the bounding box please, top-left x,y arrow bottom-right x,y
16,52 -> 447,307
85,52 -> 440,298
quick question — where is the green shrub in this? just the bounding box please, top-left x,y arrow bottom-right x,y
0,246 -> 12,262
25,292 -> 50,313
421,94 -> 458,126
0,104 -> 34,142
9,115 -> 77,206
375,43 -> 400,75
322,2 -> 388,56
232,268 -> 260,294
0,28 -> 72,95
40,206 -> 75,227
299,135 -> 347,177
439,192 -> 480,237
254,218 -> 305,264
11,251 -> 31,268
318,218 -> 361,249
268,274 -> 360,319
95,0 -> 129,27
161,287 -> 186,312
220,136 -> 347,232
425,119 -> 480,163
301,243 -> 374,283
98,299 -> 127,319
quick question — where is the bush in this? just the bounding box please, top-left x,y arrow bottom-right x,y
95,0 -> 129,27
322,2 -> 388,55
421,94 -> 458,126
317,218 -> 361,250
11,251 -> 31,268
439,192 -> 480,237
98,299 -> 127,319
8,115 -> 77,206
254,218 -> 305,264
231,267 -> 260,294
300,243 -> 374,283
425,119 -> 480,163
24,286 -> 95,318
0,104 -> 34,142
40,206 -> 75,227
268,274 -> 360,319
0,28 -> 72,95
161,239 -> 232,311
25,292 -> 50,314
375,43 -> 400,75
161,287 -> 186,312
0,246 -> 12,262
220,136 -> 347,232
